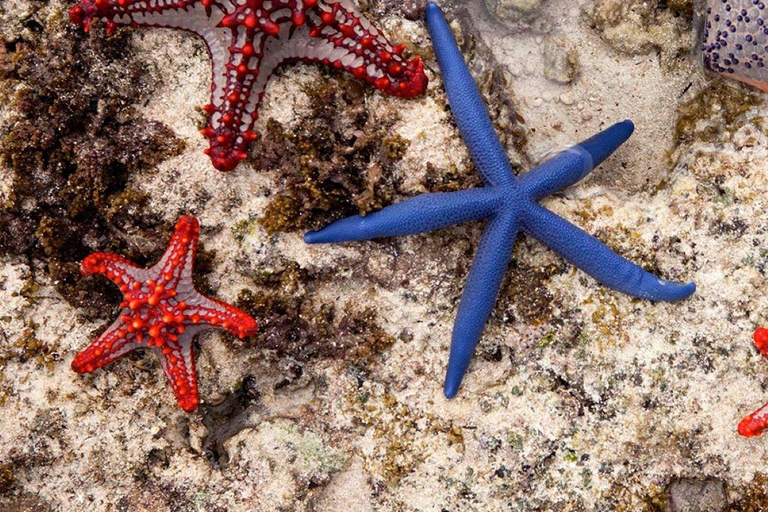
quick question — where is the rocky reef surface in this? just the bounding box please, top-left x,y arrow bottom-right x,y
1,0 -> 768,510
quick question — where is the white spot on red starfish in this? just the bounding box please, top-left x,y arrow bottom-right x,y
69,0 -> 428,172
71,215 -> 258,412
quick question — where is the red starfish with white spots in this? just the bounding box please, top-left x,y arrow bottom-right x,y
72,215 -> 258,412
69,0 -> 428,172
739,327 -> 768,437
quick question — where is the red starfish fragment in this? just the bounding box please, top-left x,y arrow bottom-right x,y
738,327 -> 768,437
69,0 -> 428,172
72,215 -> 258,412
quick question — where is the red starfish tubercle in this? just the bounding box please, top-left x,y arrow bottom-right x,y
738,327 -> 768,437
72,215 -> 258,412
69,0 -> 428,172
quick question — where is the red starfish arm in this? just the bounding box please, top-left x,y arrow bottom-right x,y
200,31 -> 265,172
185,295 -> 259,339
71,318 -> 141,374
153,215 -> 200,291
81,252 -> 143,291
302,1 -> 427,98
739,327 -> 768,437
69,0 -> 221,34
155,332 -> 201,412
739,402 -> 768,438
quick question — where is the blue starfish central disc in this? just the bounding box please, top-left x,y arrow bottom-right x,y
305,2 -> 696,398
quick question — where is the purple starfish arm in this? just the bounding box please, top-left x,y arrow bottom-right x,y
304,188 -> 500,243
445,212 -> 519,398
521,202 -> 696,301
425,2 -> 515,187
518,120 -> 635,201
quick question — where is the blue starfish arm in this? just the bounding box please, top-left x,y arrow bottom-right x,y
519,120 -> 635,201
425,3 -> 516,188
444,212 -> 520,398
304,188 -> 500,244
522,203 -> 696,301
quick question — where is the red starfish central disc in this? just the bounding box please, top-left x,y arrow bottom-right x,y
72,215 -> 258,412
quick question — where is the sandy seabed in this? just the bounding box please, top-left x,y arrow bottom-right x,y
1,0 -> 768,510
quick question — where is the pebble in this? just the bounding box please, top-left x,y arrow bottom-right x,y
486,0 -> 547,23
668,478 -> 727,512
543,35 -> 581,84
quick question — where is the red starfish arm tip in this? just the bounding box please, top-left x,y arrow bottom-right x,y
81,252 -> 141,291
754,327 -> 768,355
173,215 -> 200,241
155,215 -> 200,288
302,3 -> 428,98
157,340 -> 200,412
188,297 -> 258,339
199,47 -> 262,173
71,320 -> 140,374
739,405 -> 768,438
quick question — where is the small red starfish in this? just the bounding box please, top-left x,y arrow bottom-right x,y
72,215 -> 258,412
739,327 -> 768,437
69,0 -> 428,172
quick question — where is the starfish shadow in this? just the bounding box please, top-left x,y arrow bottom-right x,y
305,3 -> 695,398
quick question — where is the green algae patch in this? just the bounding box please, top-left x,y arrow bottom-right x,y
283,424 -> 348,477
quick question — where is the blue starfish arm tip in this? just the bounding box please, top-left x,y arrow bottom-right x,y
303,231 -> 322,244
520,120 -> 636,200
426,2 -> 441,16
523,203 -> 696,302
579,120 -> 634,165
425,1 -> 516,187
443,212 -> 520,399
658,280 -> 696,301
444,379 -> 460,399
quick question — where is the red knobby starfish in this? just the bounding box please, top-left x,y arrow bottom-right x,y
739,327 -> 768,437
72,215 -> 258,412
69,0 -> 428,172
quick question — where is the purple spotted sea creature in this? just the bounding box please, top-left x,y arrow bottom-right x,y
701,0 -> 768,91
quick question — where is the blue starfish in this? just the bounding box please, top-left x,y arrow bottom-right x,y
305,2 -> 696,398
